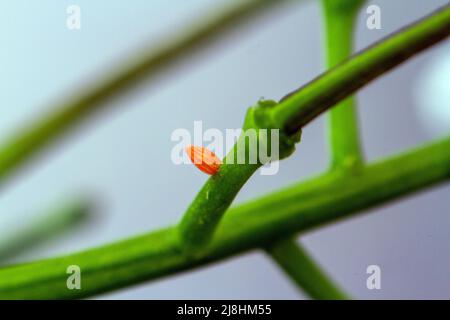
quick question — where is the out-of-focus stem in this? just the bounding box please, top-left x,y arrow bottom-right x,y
0,198 -> 94,262
266,239 -> 348,300
0,0 -> 291,188
322,0 -> 366,170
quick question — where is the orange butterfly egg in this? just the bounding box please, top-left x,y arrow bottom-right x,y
185,145 -> 222,175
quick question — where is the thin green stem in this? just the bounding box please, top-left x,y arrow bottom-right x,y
0,136 -> 448,299
322,0 -> 365,170
0,0 -> 290,188
266,239 -> 348,300
276,4 -> 450,134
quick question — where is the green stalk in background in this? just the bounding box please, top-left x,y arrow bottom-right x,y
266,239 -> 348,300
0,2 -> 448,299
276,4 -> 450,134
176,3 -> 450,253
265,0 -> 368,300
0,198 -> 94,262
322,0 -> 366,170
0,0 -> 291,188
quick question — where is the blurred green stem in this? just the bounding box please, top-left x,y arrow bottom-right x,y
322,0 -> 365,170
0,0 -> 289,188
266,239 -> 348,300
0,198 -> 93,262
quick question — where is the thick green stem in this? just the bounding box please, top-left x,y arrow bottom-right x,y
0,0 -> 289,188
276,4 -> 450,134
178,159 -> 261,253
266,239 -> 348,300
178,101 -> 301,251
0,136 -> 448,299
322,0 -> 365,169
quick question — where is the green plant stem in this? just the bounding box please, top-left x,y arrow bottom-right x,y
177,5 -> 450,251
0,197 -> 94,262
0,136 -> 448,299
322,0 -> 365,169
0,0 -> 290,188
178,158 -> 261,253
266,239 -> 348,300
178,101 -> 301,251
0,3 -> 444,193
0,2 -> 448,300
266,237 -> 346,299
276,4 -> 450,134
262,0 -> 368,300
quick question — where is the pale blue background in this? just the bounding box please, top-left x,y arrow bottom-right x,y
0,0 -> 449,299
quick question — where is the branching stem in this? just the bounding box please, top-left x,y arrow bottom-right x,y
178,3 -> 449,257
0,2 -> 448,300
265,0 -> 368,300
276,4 -> 450,134
0,136 -> 448,299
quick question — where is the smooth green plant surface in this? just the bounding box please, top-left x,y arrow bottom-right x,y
0,1 -> 449,299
